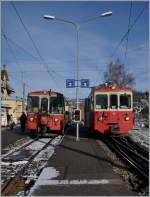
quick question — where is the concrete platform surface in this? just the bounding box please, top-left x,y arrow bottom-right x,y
29,127 -> 137,196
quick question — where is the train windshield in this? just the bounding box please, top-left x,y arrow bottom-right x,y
41,97 -> 48,113
120,94 -> 131,108
49,96 -> 64,114
110,94 -> 118,109
27,96 -> 39,112
96,94 -> 108,109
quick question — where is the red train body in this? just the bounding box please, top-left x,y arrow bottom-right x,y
85,85 -> 133,135
26,90 -> 67,136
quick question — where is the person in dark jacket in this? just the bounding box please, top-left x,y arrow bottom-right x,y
9,114 -> 15,130
20,112 -> 27,132
7,113 -> 11,126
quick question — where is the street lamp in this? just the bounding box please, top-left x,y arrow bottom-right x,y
43,11 -> 112,141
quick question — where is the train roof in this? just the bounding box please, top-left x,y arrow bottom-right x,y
28,90 -> 64,96
91,86 -> 133,93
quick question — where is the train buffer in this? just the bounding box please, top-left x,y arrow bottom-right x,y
29,126 -> 137,196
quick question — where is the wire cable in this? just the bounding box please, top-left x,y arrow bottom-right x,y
2,31 -> 39,61
124,1 -> 132,63
110,2 -> 148,59
2,30 -> 23,76
10,2 -> 63,92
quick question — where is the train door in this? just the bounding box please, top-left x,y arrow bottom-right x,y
109,94 -> 119,123
85,98 -> 89,128
40,97 -> 49,132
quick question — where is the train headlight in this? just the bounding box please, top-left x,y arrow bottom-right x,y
125,116 -> 130,121
98,116 -> 103,121
54,118 -> 59,122
30,117 -> 34,122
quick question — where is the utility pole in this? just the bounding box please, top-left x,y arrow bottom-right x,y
43,11 -> 112,141
22,82 -> 25,112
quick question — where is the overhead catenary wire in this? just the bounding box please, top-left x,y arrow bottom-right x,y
2,31 -> 39,61
10,2 -> 63,92
101,2 -> 148,83
9,73 -> 32,96
2,32 -> 31,101
2,30 -> 24,79
110,2 -> 148,59
124,1 -> 132,63
1,31 -> 69,80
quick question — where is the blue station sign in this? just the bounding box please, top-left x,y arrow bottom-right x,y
66,79 -> 75,88
80,79 -> 90,88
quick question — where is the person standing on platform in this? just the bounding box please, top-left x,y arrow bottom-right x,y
20,112 -> 27,132
9,114 -> 15,130
7,113 -> 10,126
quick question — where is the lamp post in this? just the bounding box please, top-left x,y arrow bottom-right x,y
43,11 -> 112,141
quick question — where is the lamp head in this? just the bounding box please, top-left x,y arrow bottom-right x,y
43,15 -> 55,20
101,11 -> 112,17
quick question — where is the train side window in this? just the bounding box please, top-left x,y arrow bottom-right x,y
120,94 -> 131,109
96,94 -> 108,109
41,97 -> 48,113
110,94 -> 118,109
91,96 -> 94,110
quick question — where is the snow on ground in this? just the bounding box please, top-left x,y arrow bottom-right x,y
37,167 -> 59,180
34,145 -> 54,161
51,135 -> 64,146
1,161 -> 28,184
25,138 -> 50,151
129,128 -> 149,149
2,139 -> 33,159
24,145 -> 55,181
29,166 -> 114,195
1,136 -> 63,186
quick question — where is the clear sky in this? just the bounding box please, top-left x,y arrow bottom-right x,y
2,1 -> 149,99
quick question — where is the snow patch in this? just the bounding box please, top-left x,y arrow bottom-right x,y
37,167 -> 59,180
2,139 -> 33,159
29,167 -> 59,195
129,129 -> 149,149
1,160 -> 28,165
34,146 -> 54,161
25,138 -> 50,151
51,135 -> 64,146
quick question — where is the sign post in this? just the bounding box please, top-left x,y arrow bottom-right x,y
66,79 -> 89,141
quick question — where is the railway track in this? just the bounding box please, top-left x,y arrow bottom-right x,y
2,137 -> 39,160
1,135 -> 62,196
103,135 -> 149,182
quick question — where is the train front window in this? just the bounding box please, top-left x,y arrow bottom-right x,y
120,94 -> 131,108
27,96 -> 39,112
41,97 -> 48,113
96,94 -> 108,109
49,96 -> 64,114
110,94 -> 118,109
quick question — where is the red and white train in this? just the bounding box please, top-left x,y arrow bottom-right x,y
85,84 -> 133,135
26,90 -> 69,136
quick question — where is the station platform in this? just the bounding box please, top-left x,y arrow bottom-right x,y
29,126 -> 137,196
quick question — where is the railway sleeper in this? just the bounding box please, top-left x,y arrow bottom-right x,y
2,176 -> 26,196
97,139 -> 148,194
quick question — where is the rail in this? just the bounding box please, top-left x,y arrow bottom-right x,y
102,135 -> 149,181
1,136 -> 58,196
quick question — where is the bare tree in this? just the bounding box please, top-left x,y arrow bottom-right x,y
103,59 -> 135,88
